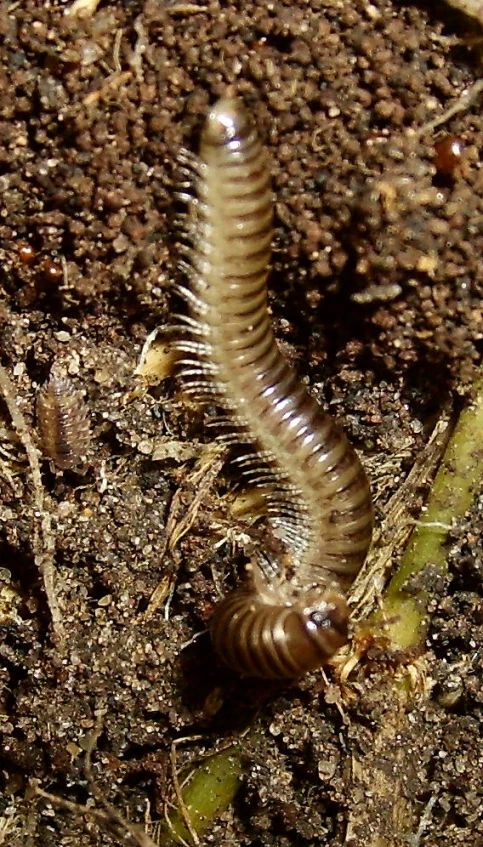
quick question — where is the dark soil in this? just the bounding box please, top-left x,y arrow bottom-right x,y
1,1 -> 482,845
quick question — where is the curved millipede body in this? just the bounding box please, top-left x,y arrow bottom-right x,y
37,373 -> 91,471
176,96 -> 373,679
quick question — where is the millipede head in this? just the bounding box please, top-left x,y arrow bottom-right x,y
297,589 -> 350,668
209,587 -> 350,680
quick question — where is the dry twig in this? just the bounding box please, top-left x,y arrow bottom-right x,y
144,443 -> 226,619
0,363 -> 63,638
413,77 -> 483,137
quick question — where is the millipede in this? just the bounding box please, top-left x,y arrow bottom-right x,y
37,373 -> 91,471
175,96 -> 374,679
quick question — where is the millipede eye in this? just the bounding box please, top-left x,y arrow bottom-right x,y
307,610 -> 329,629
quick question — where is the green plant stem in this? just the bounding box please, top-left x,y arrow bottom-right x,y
382,377 -> 483,650
158,745 -> 244,846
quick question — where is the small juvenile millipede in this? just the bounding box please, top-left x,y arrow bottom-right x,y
176,96 -> 373,678
37,373 -> 91,471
